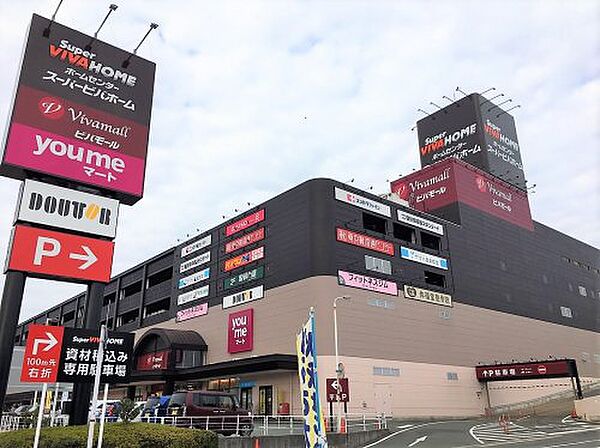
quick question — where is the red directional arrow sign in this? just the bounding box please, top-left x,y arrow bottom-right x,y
6,225 -> 114,283
21,324 -> 64,383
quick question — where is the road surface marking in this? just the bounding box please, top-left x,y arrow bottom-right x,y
361,420 -> 457,448
408,435 -> 428,447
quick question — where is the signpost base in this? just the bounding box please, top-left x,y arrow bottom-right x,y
0,271 -> 27,411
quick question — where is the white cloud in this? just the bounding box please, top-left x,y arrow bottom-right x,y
0,0 -> 597,322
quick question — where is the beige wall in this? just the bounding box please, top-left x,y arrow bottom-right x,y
131,275 -> 599,415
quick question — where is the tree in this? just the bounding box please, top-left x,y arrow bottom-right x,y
117,398 -> 140,424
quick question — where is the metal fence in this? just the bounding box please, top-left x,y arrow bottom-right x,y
1,411 -> 386,436
138,413 -> 388,436
0,414 -> 69,432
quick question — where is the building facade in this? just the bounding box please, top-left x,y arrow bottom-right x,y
11,173 -> 600,416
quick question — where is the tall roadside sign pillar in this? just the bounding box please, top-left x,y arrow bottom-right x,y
0,272 -> 27,409
0,11 -> 156,415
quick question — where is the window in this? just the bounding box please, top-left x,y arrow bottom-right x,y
175,350 -> 204,369
61,310 -> 75,324
373,367 -> 400,377
560,306 -> 573,318
365,255 -> 392,275
393,223 -> 416,243
120,281 -> 142,300
446,372 -> 459,381
424,271 -> 446,287
117,309 -> 139,326
421,232 -> 441,251
146,268 -> 173,289
363,213 -> 386,235
143,298 -> 170,318
103,293 -> 116,307
578,285 -> 587,297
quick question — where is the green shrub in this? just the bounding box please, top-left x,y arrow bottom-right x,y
0,423 -> 218,448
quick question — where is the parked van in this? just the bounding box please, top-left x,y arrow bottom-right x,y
167,390 -> 252,435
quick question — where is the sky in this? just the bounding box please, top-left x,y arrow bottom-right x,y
0,0 -> 598,323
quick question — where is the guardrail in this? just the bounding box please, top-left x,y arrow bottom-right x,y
489,380 -> 600,416
139,413 -> 388,436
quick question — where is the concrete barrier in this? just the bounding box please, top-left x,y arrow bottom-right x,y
574,396 -> 600,422
219,429 -> 390,448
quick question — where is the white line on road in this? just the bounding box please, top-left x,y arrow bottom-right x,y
360,420 -> 458,448
408,435 -> 428,447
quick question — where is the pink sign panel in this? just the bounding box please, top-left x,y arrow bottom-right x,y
225,227 -> 265,254
337,270 -> 398,296
228,308 -> 254,353
4,123 -> 144,196
176,303 -> 208,322
225,210 -> 265,236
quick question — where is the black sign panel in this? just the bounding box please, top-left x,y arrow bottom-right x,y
0,14 -> 155,205
416,93 -> 526,191
56,328 -> 134,384
480,104 -> 526,190
417,95 -> 486,173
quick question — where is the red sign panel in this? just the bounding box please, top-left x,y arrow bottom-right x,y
21,324 -> 65,383
476,360 -> 574,382
224,247 -> 264,272
225,209 -> 265,236
336,228 -> 395,256
228,308 -> 254,353
326,378 -> 350,403
390,158 -> 533,230
225,227 -> 265,254
136,350 -> 170,371
6,225 -> 114,282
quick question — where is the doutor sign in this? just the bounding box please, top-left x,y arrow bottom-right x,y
6,225 -> 114,283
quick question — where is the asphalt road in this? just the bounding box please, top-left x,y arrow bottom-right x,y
363,416 -> 600,448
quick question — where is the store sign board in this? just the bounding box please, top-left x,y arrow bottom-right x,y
181,234 -> 212,258
57,328 -> 134,383
334,187 -> 391,217
6,224 -> 114,282
225,227 -> 265,254
178,267 -> 210,289
476,359 -> 574,382
225,209 -> 265,237
403,285 -> 452,307
0,14 -> 156,205
338,270 -> 398,296
176,303 -> 209,322
223,247 -> 264,272
15,179 -> 119,238
228,308 -> 254,353
136,350 -> 169,371
177,284 -> 210,306
223,266 -> 264,290
400,246 -> 448,270
397,210 -> 443,236
336,228 -> 394,256
222,285 -> 264,309
20,324 -> 65,383
179,251 -> 210,273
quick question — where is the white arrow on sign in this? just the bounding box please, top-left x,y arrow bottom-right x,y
408,435 -> 428,447
69,245 -> 98,270
331,380 -> 340,391
32,332 -> 59,355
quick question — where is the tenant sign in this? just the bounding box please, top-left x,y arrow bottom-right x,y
400,246 -> 448,270
336,228 -> 394,256
225,209 -> 265,236
15,179 -> 119,238
228,308 -> 254,353
334,187 -> 391,217
222,285 -> 264,309
338,270 -> 398,296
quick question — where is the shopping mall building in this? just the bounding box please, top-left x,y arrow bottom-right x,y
8,93 -> 600,416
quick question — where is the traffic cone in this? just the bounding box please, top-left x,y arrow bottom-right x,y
340,417 -> 346,434
254,438 -> 260,448
571,407 -> 578,419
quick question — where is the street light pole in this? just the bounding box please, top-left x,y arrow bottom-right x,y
333,295 -> 350,433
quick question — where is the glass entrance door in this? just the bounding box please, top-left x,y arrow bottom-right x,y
240,387 -> 253,411
258,385 -> 273,415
